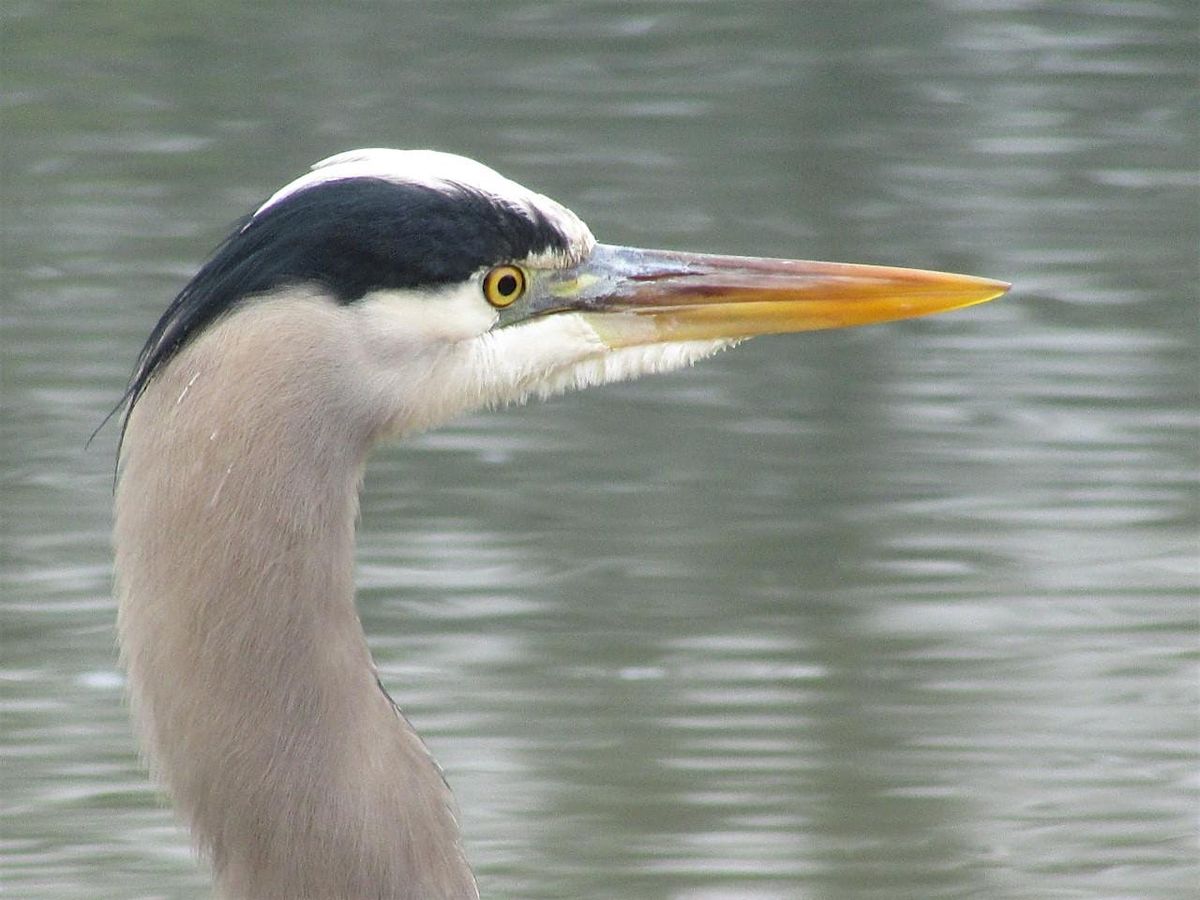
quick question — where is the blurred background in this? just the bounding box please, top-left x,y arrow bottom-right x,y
2,1 -> 1196,898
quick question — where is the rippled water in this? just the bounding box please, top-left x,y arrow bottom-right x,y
3,1 -> 1197,898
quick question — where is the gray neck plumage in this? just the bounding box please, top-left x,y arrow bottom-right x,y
113,295 -> 477,899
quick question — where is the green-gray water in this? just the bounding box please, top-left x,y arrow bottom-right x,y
2,2 -> 1197,898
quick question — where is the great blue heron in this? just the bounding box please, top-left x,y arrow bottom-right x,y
113,149 -> 1008,899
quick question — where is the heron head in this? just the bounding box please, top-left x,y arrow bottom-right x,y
125,149 -> 1007,441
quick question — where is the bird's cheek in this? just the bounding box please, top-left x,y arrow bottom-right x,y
352,287 -> 499,353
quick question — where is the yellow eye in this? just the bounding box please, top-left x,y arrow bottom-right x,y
482,265 -> 527,308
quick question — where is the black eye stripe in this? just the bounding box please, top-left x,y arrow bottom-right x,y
124,177 -> 571,425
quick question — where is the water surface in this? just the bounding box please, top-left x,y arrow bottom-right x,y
2,2 -> 1197,898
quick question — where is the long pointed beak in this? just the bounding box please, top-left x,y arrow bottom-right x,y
531,244 -> 1009,347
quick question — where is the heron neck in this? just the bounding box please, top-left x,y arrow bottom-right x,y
113,298 -> 476,899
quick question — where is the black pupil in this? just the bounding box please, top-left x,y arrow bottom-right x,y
496,273 -> 518,297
